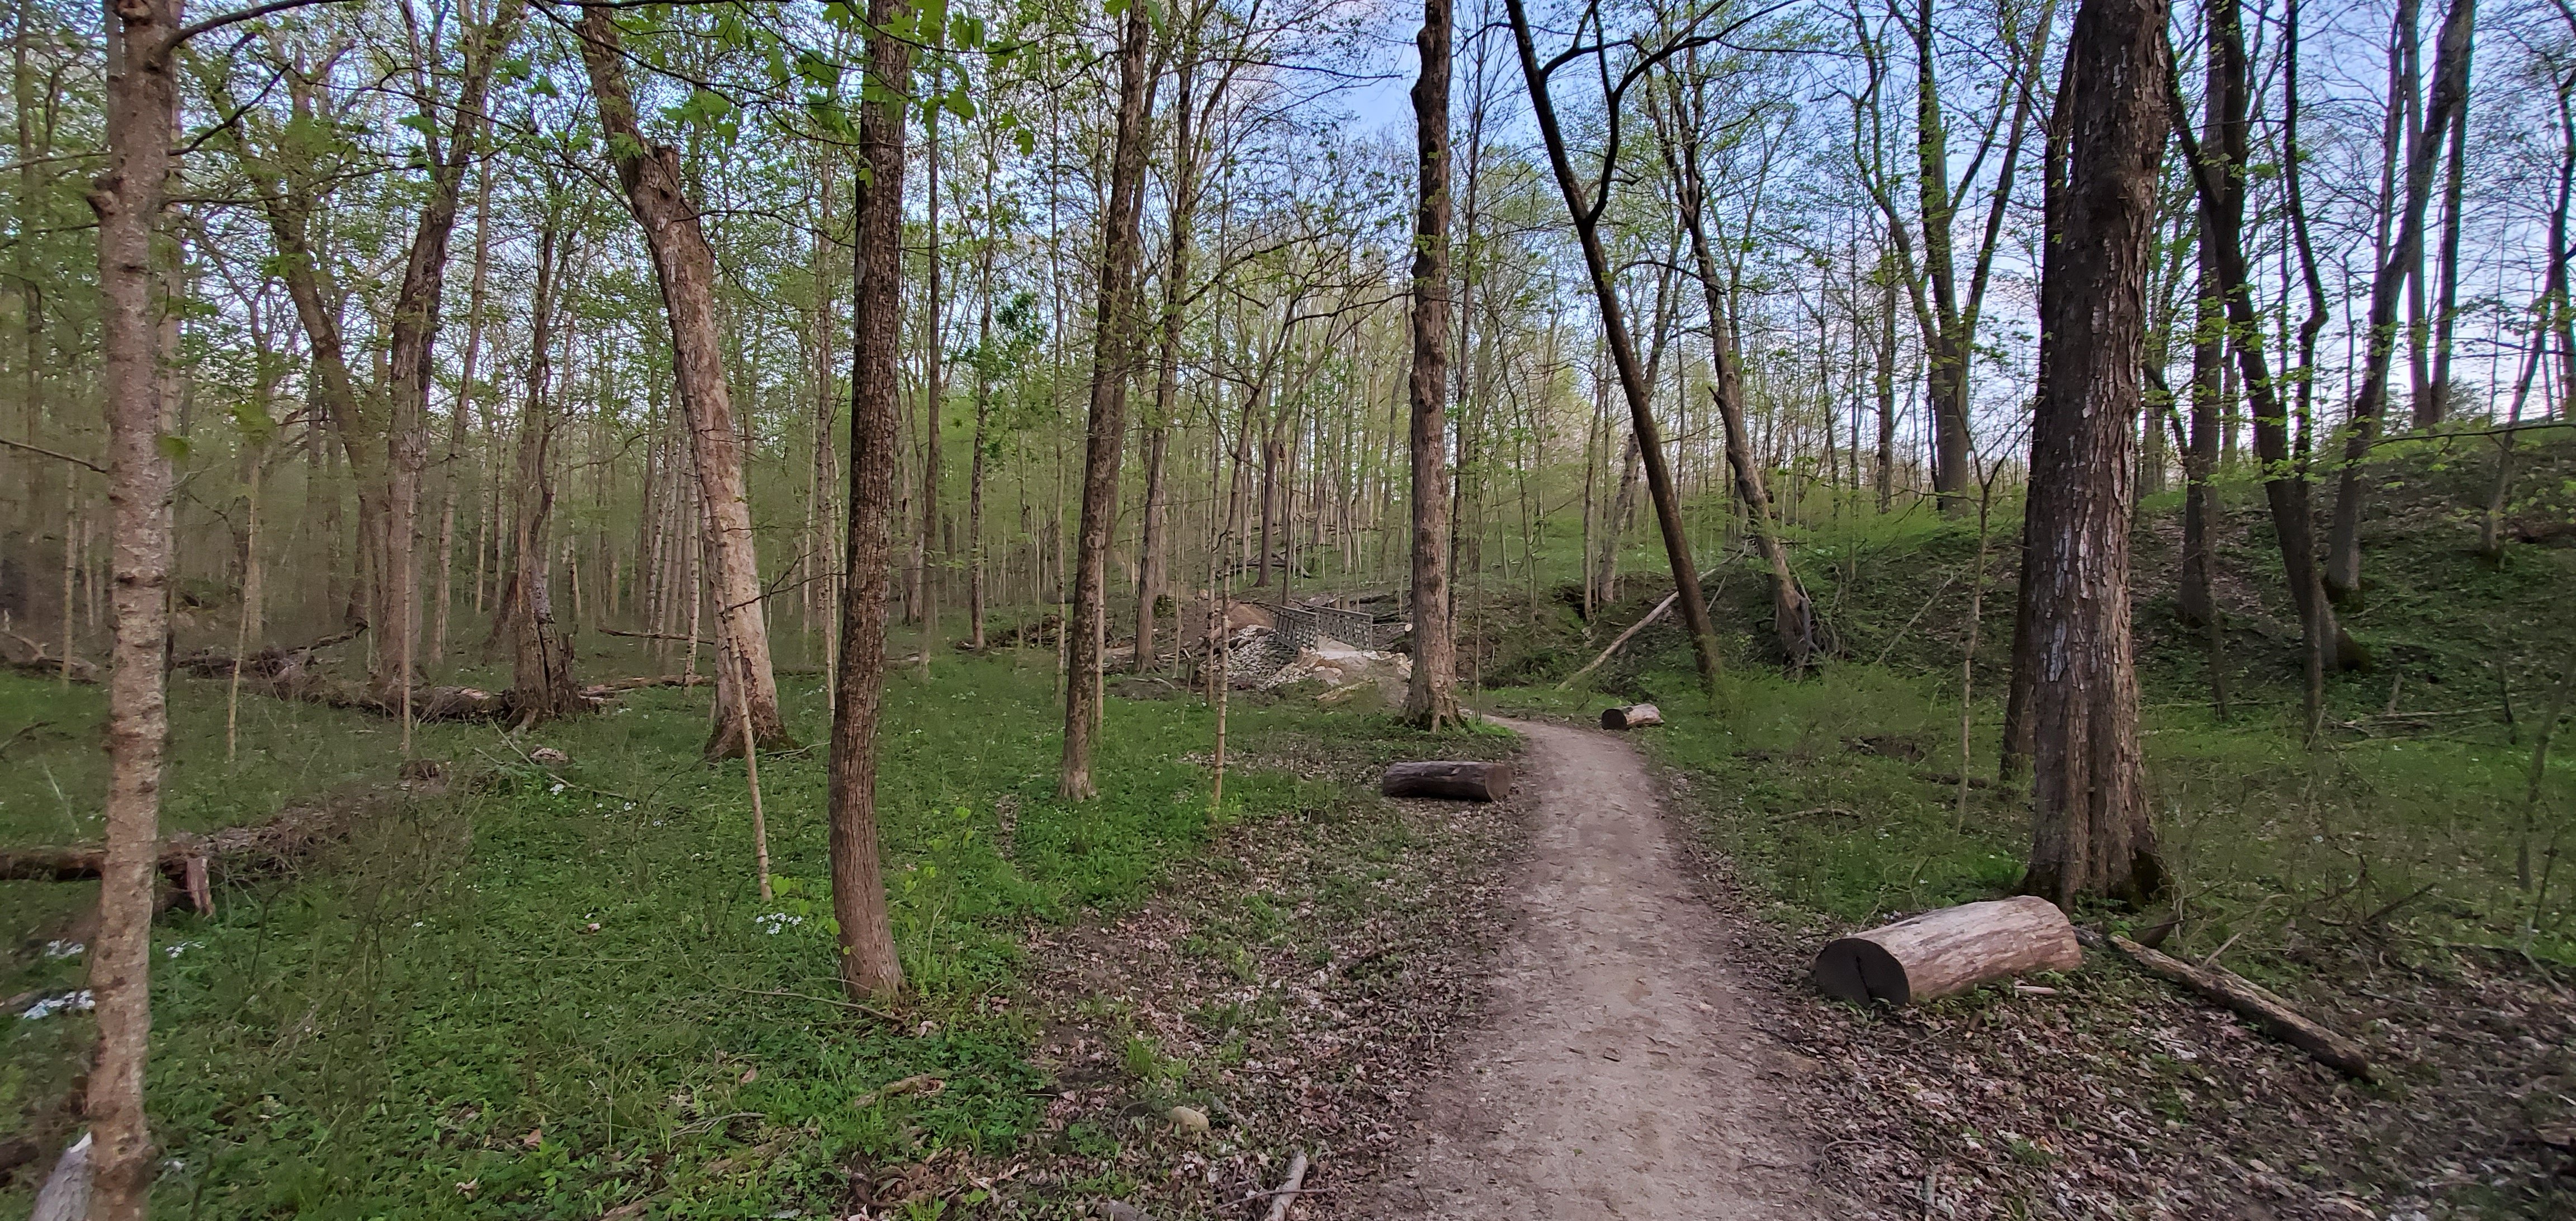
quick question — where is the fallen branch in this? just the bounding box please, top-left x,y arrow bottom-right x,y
173,625 -> 364,679
847,1073 -> 945,1110
0,627 -> 96,683
594,627 -> 711,645
0,790 -> 375,913
580,674 -> 709,695
0,720 -> 50,759
1262,1149 -> 1310,1221
2091,929 -> 2376,1080
1557,590 -> 1680,690
173,630 -> 522,722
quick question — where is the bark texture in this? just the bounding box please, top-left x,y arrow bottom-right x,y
829,0 -> 912,1000
1058,0 -> 1157,799
1405,0 -> 1462,728
1811,896 -> 2081,1005
87,0 -> 182,1211
576,8 -> 787,759
2017,0 -> 2169,907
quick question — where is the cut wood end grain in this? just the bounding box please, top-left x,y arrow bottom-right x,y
1600,703 -> 1663,730
1811,896 -> 2080,1006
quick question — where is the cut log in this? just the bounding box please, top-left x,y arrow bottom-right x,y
1811,896 -> 2080,1006
1381,760 -> 1512,802
1600,703 -> 1663,730
2096,931 -> 2376,1080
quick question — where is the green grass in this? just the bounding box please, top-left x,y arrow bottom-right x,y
1500,670 -> 2576,959
1,648 -> 1390,1217
1485,432 -> 2576,966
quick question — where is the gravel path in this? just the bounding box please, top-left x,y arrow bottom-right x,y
1353,716 -> 1827,1218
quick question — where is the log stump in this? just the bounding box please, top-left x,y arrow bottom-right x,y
1810,896 -> 2080,1005
1380,760 -> 1512,802
1600,703 -> 1663,730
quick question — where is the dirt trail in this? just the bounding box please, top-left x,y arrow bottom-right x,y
1356,716 -> 1826,1218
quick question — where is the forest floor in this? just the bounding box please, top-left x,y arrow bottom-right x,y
7,439 -> 2576,1218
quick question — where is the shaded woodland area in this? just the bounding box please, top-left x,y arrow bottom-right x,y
5,0 -> 2576,1211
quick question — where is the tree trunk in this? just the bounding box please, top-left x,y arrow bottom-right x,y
498,220 -> 581,725
1058,0 -> 1157,800
2179,0 -> 2352,693
917,72 -> 944,678
1405,0 -> 1462,728
2421,68 -> 2471,427
2016,0 -> 2169,907
2176,258 -> 2223,628
1659,73 -> 1815,667
830,0 -> 911,1001
1506,0 -> 1723,693
383,1 -> 524,719
968,239 -> 993,652
2325,0 -> 2476,606
86,0 -> 182,1210
1874,261 -> 1897,512
433,159 -> 496,666
575,7 -> 788,759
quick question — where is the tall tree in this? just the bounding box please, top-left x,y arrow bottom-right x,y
1058,0 -> 1158,799
496,210 -> 581,725
2324,0 -> 2476,606
1505,0 -> 1725,693
383,0 -> 525,737
2167,0 -> 2351,708
87,0 -> 183,1210
2016,0 -> 2169,906
829,0 -> 911,1001
1856,0 -> 2057,511
1404,0 -> 1461,727
576,6 -> 789,759
1654,57 -> 1816,666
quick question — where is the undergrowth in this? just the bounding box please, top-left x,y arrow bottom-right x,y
1486,432 -> 2576,971
0,649 -> 1451,1217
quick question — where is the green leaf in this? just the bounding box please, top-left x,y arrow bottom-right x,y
155,433 -> 193,463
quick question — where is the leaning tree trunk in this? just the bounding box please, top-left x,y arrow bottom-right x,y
2178,0 -> 2351,690
498,221 -> 582,725
2016,0 -> 2170,907
575,7 -> 788,759
87,0 -> 182,1213
1507,0 -> 1723,693
2324,0 -> 2476,607
1058,0 -> 1157,799
1405,0 -> 1462,728
1660,77 -> 1813,667
831,0 -> 912,1001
